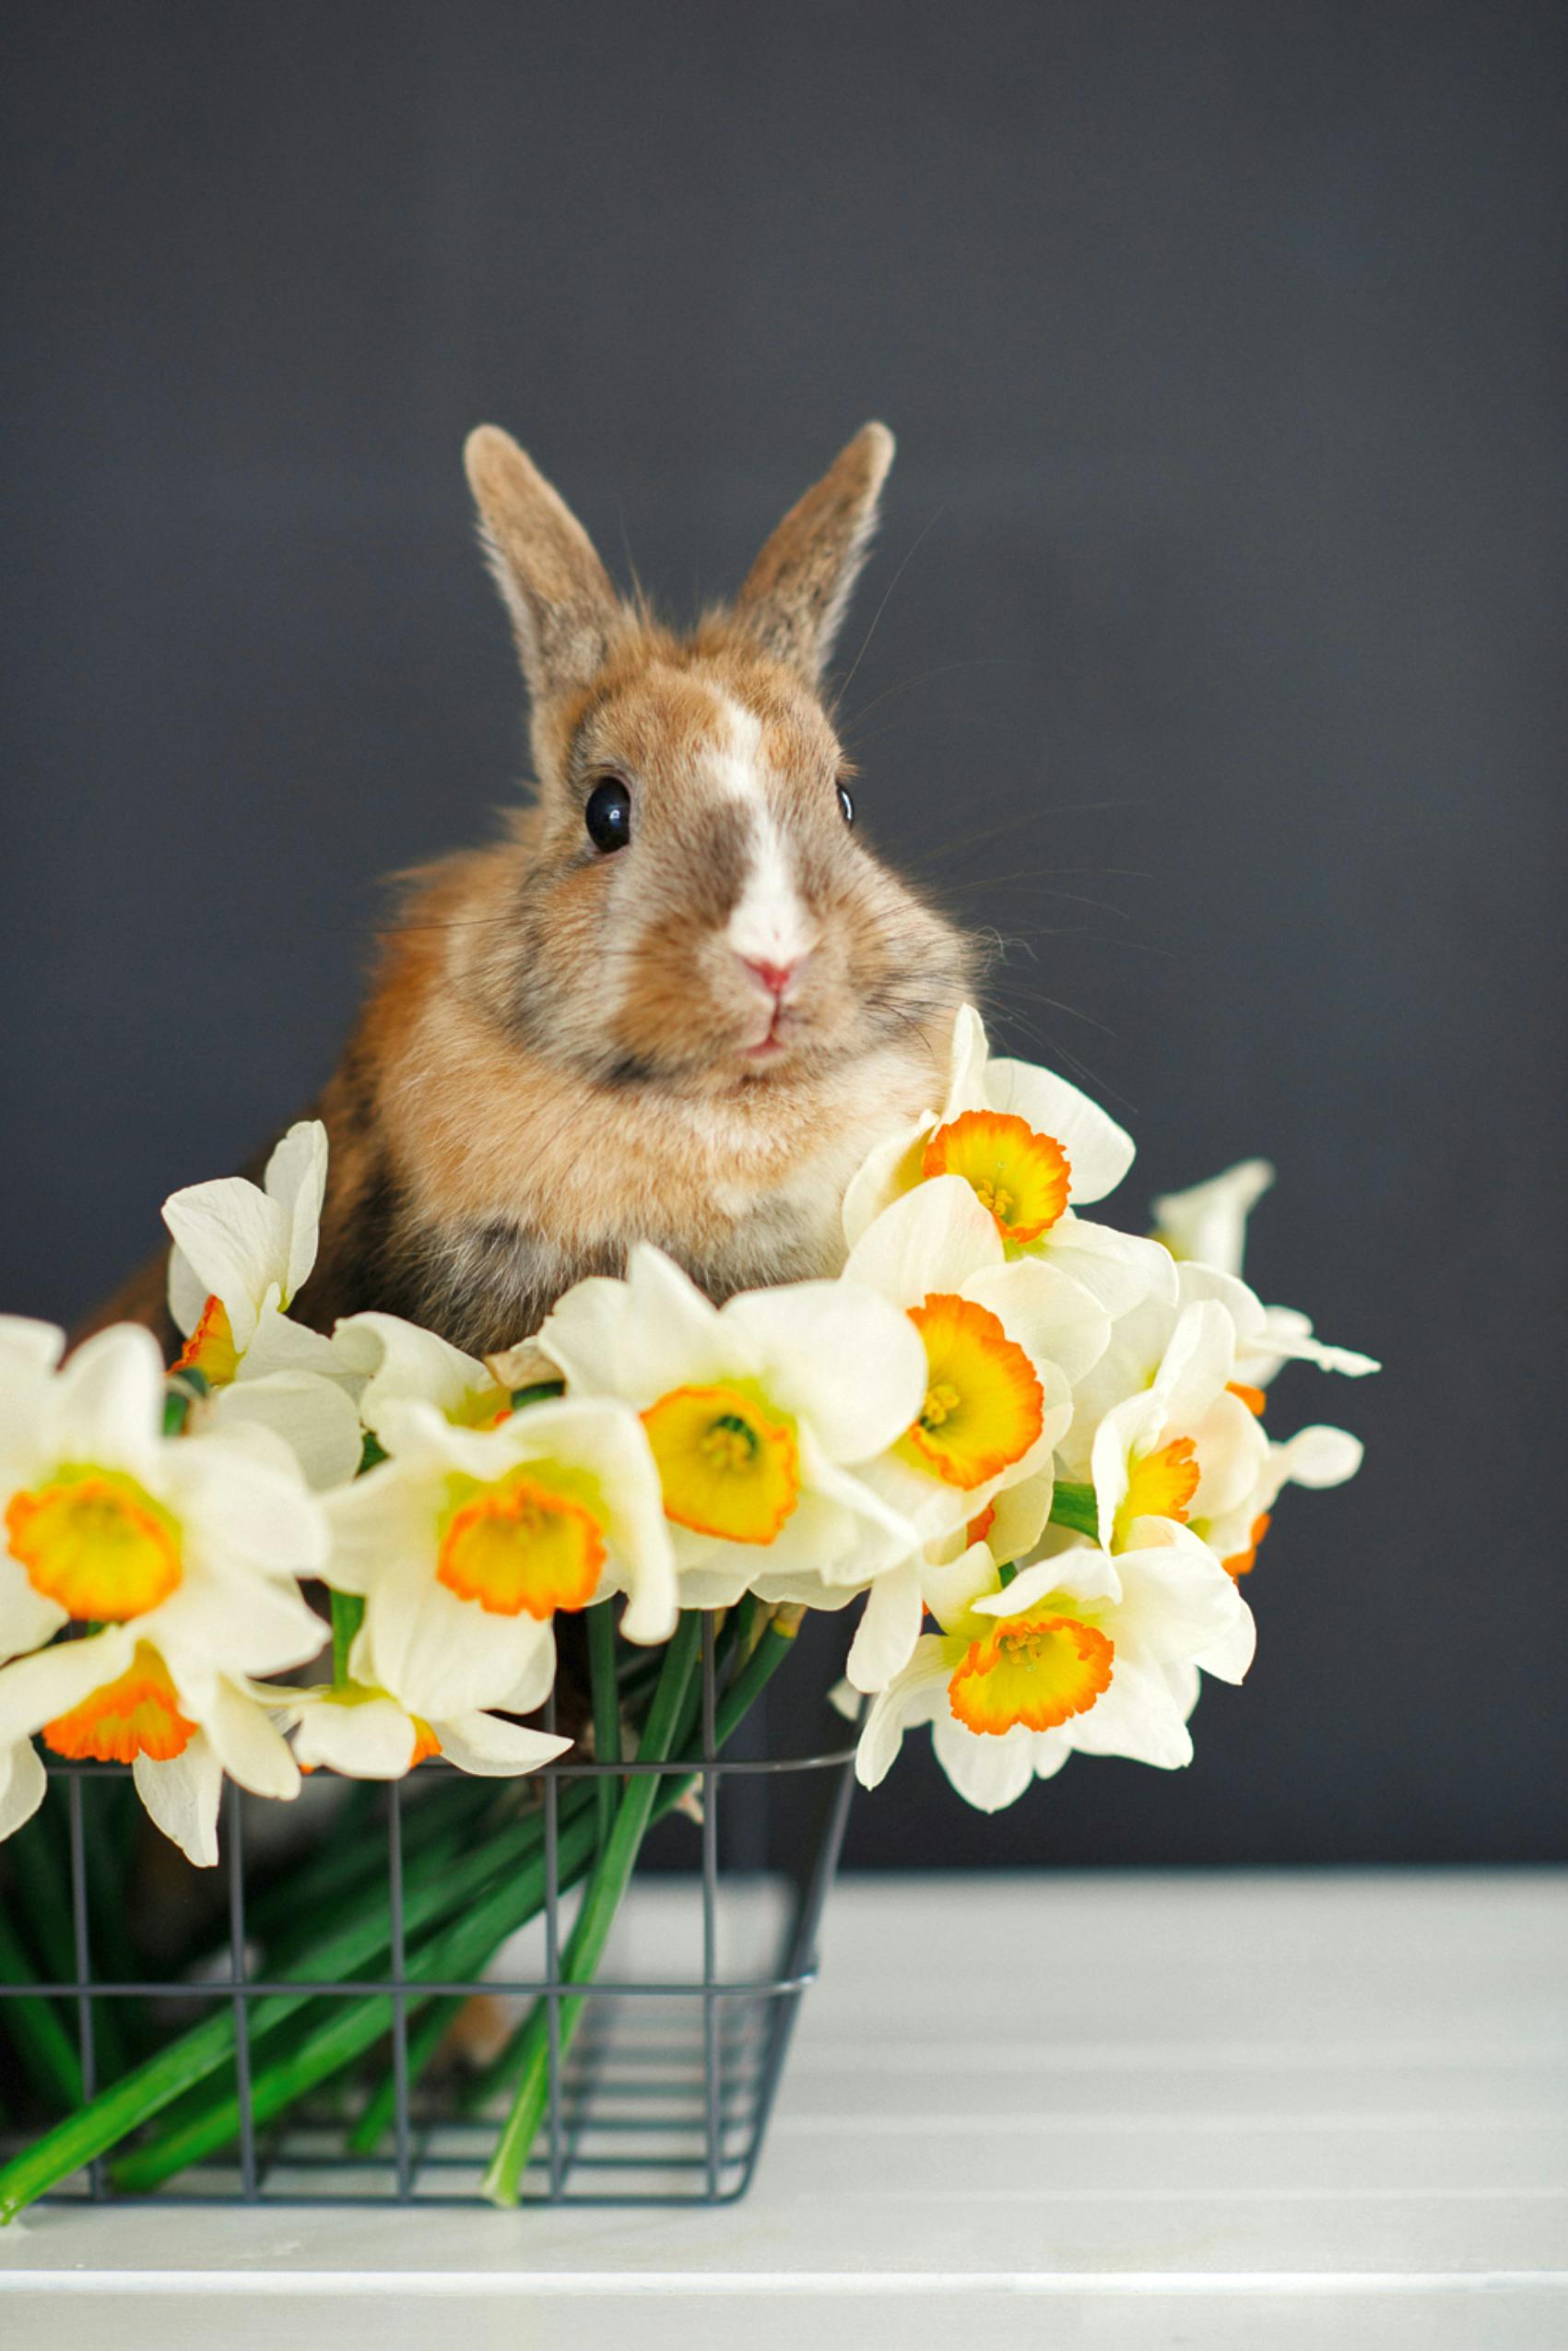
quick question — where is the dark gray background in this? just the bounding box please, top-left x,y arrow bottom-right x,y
2,2 -> 1562,1865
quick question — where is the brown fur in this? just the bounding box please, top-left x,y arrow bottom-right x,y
94,425 -> 977,1358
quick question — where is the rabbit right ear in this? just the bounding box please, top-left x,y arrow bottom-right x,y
464,426 -> 620,703
735,422 -> 895,682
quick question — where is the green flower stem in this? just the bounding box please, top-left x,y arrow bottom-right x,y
126,1781 -> 600,2168
457,1605 -> 801,2121
112,1808 -> 602,2193
329,1590 -> 366,1686
346,1994 -> 465,2156
479,1612 -> 701,2207
1047,1480 -> 1099,1541
712,1606 -> 800,1747
0,1904 -> 83,2112
585,1601 -> 621,1849
0,1786 -> 586,2221
256,1778 -> 496,1955
4,1805 -> 131,2082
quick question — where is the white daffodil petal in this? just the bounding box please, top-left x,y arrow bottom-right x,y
982,1058 -> 1136,1206
0,1559 -> 67,1669
168,1244 -> 209,1341
845,1561 -> 925,1694
1254,1316 -> 1382,1379
485,1625 -> 561,1720
1271,1424 -> 1366,1491
1043,1217 -> 1178,1318
842,1176 -> 1002,1308
335,1311 -> 492,1431
0,1738 -> 46,1843
323,1465 -> 439,1593
47,1324 -> 165,1481
209,1372 -> 365,1493
170,1434 -> 329,1576
432,1711 -> 572,1775
1175,1262 -> 1268,1353
239,1305 -> 360,1391
358,1559 -> 556,1719
1029,1727 -> 1074,1782
0,1317 -> 66,1376
973,1548 -> 1121,1621
148,1567 -> 327,1687
855,1636 -> 953,1790
0,1628 -> 136,1746
1103,1536 -> 1246,1662
134,1736 -> 224,1867
1152,1300 -> 1237,1429
162,1178 -> 288,1350
290,1694 -> 419,1779
840,1119 -> 929,1250
722,1280 -> 927,1464
200,1678 -> 301,1801
265,1121 -> 329,1306
982,1471 -> 1055,1569
1067,1650 -> 1195,1769
673,1560 -> 759,1611
1150,1159 -> 1275,1277
921,1542 -> 1004,1636
960,1258 -> 1109,1388
1193,1597 -> 1257,1685
931,1712 -> 1038,1812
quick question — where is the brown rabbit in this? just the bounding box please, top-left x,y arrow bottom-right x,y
95,422 -> 975,1358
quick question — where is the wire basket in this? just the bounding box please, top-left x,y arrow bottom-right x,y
0,1614 -> 859,2207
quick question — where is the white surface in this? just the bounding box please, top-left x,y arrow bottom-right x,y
0,1870 -> 1563,2348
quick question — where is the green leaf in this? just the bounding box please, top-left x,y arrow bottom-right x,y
1048,1480 -> 1099,1540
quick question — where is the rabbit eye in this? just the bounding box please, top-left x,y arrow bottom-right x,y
584,776 -> 631,852
837,781 -> 855,828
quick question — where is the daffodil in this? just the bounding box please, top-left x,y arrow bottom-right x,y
536,1246 -> 927,1612
163,1121 -> 363,1489
333,1310 -> 514,1440
855,1526 -> 1251,1813
0,1320 -> 331,1679
1081,1298 -> 1266,1563
322,1391 -> 678,1722
843,1006 -> 1174,1317
0,1626 -> 313,1865
1196,1419 -> 1366,1585
259,1674 -> 572,1781
836,1175 -> 1107,1690
1150,1163 -> 1381,1387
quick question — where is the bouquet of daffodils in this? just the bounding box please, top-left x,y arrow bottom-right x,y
0,1008 -> 1374,2213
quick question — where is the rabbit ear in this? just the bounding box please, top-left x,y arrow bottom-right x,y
735,422 -> 895,682
464,425 -> 620,703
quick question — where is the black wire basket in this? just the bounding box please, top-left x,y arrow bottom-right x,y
0,1614 -> 859,2207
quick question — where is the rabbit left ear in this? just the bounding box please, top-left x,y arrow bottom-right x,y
464,424 -> 620,705
735,422 -> 895,682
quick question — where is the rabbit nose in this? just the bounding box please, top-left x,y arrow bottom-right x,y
740,954 -> 802,999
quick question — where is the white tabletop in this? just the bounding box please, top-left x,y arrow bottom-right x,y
1,1869 -> 1563,2349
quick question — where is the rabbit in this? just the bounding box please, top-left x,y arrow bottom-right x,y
92,422 -> 976,1359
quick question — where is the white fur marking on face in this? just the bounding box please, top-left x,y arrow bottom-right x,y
708,697 -> 765,806
711,696 -> 818,975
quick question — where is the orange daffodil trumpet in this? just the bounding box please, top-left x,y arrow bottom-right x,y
163,1120 -> 364,1490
